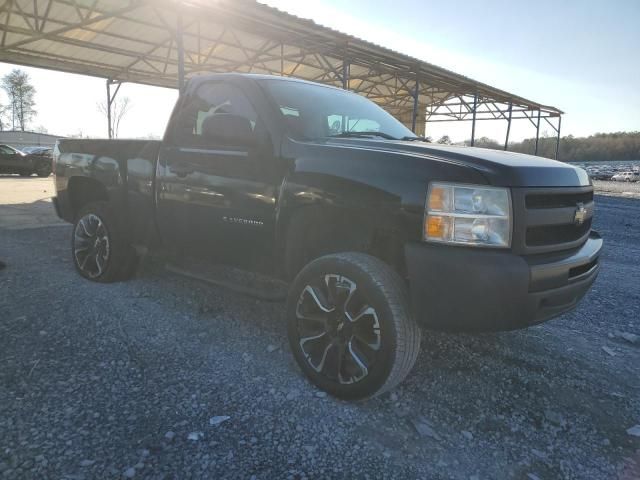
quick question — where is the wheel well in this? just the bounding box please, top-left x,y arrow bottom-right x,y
67,177 -> 109,219
283,206 -> 406,281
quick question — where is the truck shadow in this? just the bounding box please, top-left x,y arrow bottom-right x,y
0,198 -> 64,230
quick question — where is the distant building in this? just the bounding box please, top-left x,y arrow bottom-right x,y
0,130 -> 64,150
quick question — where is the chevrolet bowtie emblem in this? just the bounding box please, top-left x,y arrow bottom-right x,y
574,202 -> 587,225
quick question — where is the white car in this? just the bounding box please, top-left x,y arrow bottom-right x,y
611,171 -> 639,182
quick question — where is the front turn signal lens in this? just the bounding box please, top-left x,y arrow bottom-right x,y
425,215 -> 451,241
428,185 -> 447,211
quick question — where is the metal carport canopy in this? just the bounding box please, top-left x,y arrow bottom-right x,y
0,0 -> 563,154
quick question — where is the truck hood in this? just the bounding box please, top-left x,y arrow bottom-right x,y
323,138 -> 590,188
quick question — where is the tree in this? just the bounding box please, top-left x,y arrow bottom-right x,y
0,103 -> 9,131
452,131 -> 640,162
97,96 -> 132,138
471,136 -> 502,149
1,69 -> 37,131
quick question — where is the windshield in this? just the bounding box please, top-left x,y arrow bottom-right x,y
259,79 -> 416,141
0,145 -> 22,154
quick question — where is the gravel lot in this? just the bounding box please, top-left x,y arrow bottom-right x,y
593,180 -> 640,199
1,177 -> 639,479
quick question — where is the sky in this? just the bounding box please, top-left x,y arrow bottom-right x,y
0,0 -> 638,142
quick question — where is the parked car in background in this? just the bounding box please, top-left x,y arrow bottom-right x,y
22,146 -> 53,156
0,144 -> 52,177
611,171 -> 639,182
588,171 -> 613,181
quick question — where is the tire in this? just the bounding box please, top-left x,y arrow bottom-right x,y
35,163 -> 51,177
286,252 -> 421,401
19,171 -> 32,177
72,201 -> 137,282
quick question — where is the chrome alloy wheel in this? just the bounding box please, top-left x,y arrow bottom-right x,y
295,274 -> 382,385
73,213 -> 110,279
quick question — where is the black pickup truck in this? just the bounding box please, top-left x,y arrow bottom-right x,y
53,74 -> 602,400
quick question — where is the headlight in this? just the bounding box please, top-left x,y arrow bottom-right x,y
424,182 -> 512,248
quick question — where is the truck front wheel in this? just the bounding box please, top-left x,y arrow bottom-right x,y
72,201 -> 137,282
286,252 -> 421,400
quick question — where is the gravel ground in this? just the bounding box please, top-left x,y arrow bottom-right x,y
1,195 -> 639,479
593,180 -> 640,199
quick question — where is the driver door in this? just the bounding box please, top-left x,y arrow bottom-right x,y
156,81 -> 277,268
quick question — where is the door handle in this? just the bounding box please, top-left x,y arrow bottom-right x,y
170,166 -> 194,177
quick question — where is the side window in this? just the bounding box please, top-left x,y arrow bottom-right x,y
173,83 -> 258,147
0,145 -> 15,154
327,115 -> 342,135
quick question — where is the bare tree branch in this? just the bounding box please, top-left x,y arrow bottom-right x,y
97,96 -> 133,138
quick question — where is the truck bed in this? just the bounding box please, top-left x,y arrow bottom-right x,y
54,138 -> 162,245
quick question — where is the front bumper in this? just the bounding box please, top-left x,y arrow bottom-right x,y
405,232 -> 603,331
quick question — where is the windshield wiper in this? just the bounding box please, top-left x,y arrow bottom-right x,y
400,135 -> 430,142
329,131 -> 399,140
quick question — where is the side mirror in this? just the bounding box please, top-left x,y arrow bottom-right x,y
201,113 -> 257,147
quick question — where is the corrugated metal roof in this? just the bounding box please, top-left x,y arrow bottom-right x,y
0,130 -> 63,148
0,0 -> 562,132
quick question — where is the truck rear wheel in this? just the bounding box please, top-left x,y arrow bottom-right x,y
72,201 -> 137,282
286,252 -> 421,401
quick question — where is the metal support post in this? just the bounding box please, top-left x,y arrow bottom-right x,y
411,77 -> 419,133
555,115 -> 562,160
534,109 -> 541,155
470,94 -> 478,146
342,58 -> 349,89
106,80 -> 112,139
106,79 -> 122,139
504,103 -> 512,150
177,15 -> 185,92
